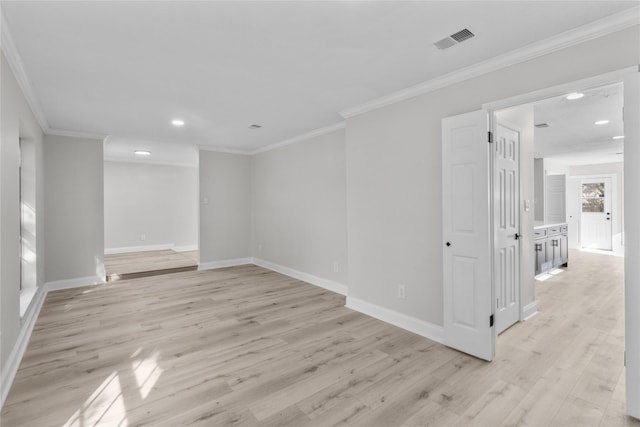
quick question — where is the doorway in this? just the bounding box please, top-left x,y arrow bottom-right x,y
580,176 -> 613,250
442,67 -> 639,418
484,68 -> 637,419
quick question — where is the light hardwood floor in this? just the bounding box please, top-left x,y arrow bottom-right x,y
2,250 -> 638,426
104,250 -> 199,281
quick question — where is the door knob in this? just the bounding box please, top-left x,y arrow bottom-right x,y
446,242 -> 452,247
514,233 -> 520,240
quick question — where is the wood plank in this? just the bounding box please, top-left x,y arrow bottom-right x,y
1,250 -> 632,426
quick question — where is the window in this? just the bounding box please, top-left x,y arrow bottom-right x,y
582,182 -> 605,213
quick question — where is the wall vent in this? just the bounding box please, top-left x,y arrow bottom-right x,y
434,28 -> 475,50
535,123 -> 551,128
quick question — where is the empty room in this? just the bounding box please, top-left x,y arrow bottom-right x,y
1,1 -> 639,426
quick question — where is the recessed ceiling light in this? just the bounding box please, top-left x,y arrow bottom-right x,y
171,119 -> 185,126
612,135 -> 624,140
565,92 -> 584,100
595,120 -> 610,126
134,150 -> 151,156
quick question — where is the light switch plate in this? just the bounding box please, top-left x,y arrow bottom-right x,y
524,199 -> 531,212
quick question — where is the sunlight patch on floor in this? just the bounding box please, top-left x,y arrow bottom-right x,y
132,350 -> 163,400
64,372 -> 128,426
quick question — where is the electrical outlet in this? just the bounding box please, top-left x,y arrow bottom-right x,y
398,284 -> 406,299
333,261 -> 339,273
140,234 -> 146,241
258,244 -> 262,252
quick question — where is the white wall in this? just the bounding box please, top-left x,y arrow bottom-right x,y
1,49 -> 46,386
346,26 -> 640,328
104,161 -> 198,252
251,129 -> 347,286
44,135 -> 105,283
198,150 -> 251,265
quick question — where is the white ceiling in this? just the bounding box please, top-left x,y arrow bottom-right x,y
1,1 -> 638,165
534,84 -> 624,166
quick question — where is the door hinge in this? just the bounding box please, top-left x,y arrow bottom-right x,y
488,131 -> 493,143
490,314 -> 494,327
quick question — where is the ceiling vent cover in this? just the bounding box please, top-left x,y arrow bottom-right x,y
248,124 -> 262,129
535,123 -> 551,128
434,28 -> 475,50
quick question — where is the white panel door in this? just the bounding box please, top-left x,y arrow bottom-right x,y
580,177 -> 612,250
442,110 -> 494,361
566,177 -> 581,249
494,123 -> 520,335
546,175 -> 566,224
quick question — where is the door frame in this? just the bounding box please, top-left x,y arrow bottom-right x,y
484,66 -> 639,418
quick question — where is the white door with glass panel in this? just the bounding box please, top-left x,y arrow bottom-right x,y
580,177 -> 612,250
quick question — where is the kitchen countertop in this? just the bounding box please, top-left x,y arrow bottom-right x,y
534,221 -> 567,230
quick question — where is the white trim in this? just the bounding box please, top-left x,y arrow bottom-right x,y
345,296 -> 444,344
196,122 -> 346,156
0,15 -> 49,131
198,257 -> 253,271
45,276 -> 106,292
46,128 -> 107,141
103,156 -> 198,169
522,301 -> 538,321
174,245 -> 198,252
1,286 -> 47,407
623,69 -> 640,419
104,244 -> 174,255
340,9 -> 640,119
19,287 -> 37,318
250,122 -> 346,155
484,67 -> 637,111
253,257 -> 347,296
196,145 -> 252,156
1,275 -> 106,407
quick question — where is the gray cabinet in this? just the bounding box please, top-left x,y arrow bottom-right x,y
534,238 -> 548,276
534,223 -> 568,276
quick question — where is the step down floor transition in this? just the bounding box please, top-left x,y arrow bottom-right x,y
104,249 -> 199,282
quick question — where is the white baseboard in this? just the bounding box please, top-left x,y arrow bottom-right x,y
345,296 -> 444,344
252,258 -> 347,296
522,301 -> 538,321
198,258 -> 253,271
45,276 -> 106,292
174,245 -> 198,252
1,285 -> 47,407
2,274 -> 109,407
104,244 -> 174,255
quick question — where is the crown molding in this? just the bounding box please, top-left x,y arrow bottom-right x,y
250,122 -> 346,155
196,121 -> 346,156
196,144 -> 252,156
46,128 -> 108,141
340,6 -> 640,119
1,14 -> 50,131
103,156 -> 197,168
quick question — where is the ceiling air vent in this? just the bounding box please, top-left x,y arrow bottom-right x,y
434,28 -> 475,50
535,123 -> 551,128
248,124 -> 262,130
